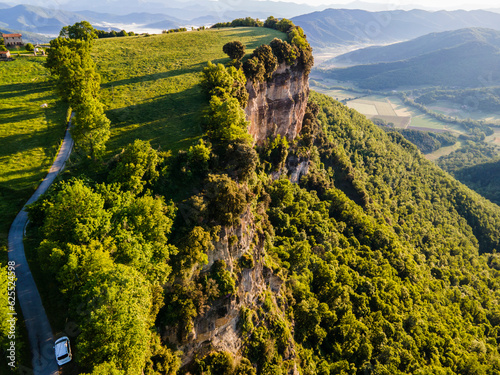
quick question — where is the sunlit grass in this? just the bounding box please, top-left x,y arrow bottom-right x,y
92,27 -> 285,154
0,57 -> 67,245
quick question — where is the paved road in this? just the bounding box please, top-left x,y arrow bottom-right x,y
8,119 -> 74,375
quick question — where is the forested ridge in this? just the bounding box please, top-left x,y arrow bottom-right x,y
3,20 -> 500,375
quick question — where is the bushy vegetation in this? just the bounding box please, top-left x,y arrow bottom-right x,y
163,28 -> 187,34
437,141 -> 500,205
95,29 -> 135,38
215,16 -> 314,80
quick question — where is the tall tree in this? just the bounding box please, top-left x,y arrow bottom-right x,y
108,140 -> 161,194
205,96 -> 252,145
45,38 -> 100,106
71,95 -> 111,160
41,179 -> 111,245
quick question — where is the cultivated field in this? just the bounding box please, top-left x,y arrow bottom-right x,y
0,57 -> 67,245
92,27 -> 286,154
346,96 -> 413,128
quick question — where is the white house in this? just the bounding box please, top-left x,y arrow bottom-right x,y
0,50 -> 12,60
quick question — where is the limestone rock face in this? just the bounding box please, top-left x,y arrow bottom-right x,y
164,208 -> 299,374
245,62 -> 309,145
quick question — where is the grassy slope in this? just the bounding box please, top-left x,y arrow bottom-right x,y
0,57 -> 67,246
92,27 -> 286,155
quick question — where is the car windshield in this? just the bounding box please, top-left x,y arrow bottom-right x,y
58,353 -> 68,360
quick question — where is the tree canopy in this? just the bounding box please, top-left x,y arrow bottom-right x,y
59,21 -> 98,42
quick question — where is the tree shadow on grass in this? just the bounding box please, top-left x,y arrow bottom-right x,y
100,58 -> 229,89
106,85 -> 205,153
0,107 -> 45,124
0,81 -> 53,100
218,28 -> 285,50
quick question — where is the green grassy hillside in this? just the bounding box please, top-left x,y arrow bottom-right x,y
91,27 -> 286,154
0,57 -> 67,246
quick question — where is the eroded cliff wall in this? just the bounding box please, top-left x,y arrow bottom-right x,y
245,62 -> 310,145
163,208 -> 299,373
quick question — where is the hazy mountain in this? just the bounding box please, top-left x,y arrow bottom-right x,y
0,1 -> 321,36
333,27 -> 500,64
144,19 -> 182,30
292,8 -> 500,48
0,4 -> 88,35
0,4 -> 200,35
322,28 -> 500,90
75,11 -> 184,26
62,0 -> 321,19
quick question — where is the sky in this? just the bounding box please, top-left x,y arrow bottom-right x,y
3,0 -> 499,11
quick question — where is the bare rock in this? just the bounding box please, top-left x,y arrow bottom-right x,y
245,62 -> 309,145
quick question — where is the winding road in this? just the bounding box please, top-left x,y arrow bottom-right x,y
8,118 -> 74,375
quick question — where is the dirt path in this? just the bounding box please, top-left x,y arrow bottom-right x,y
8,118 -> 73,375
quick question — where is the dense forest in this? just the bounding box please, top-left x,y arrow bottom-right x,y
381,128 -> 457,154
3,19 -> 500,375
437,142 -> 500,206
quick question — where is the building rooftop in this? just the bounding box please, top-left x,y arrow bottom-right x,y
2,33 -> 22,37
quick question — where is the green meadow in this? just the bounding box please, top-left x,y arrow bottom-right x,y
0,57 -> 67,245
92,27 -> 285,154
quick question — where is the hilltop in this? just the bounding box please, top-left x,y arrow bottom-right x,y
322,28 -> 500,89
91,27 -> 286,153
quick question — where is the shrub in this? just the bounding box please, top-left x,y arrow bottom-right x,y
243,56 -> 266,82
205,174 -> 247,225
223,40 -> 246,61
270,38 -> 297,65
252,44 -> 278,81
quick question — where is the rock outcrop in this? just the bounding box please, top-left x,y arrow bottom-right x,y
245,62 -> 310,145
163,208 -> 299,373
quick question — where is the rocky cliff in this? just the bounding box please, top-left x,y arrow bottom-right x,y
163,207 -> 299,373
245,62 -> 310,145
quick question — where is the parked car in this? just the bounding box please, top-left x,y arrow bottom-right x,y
54,336 -> 72,365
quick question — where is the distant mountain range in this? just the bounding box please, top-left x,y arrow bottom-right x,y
0,1 -> 322,36
322,28 -> 500,90
292,9 -> 500,48
333,27 -> 500,64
